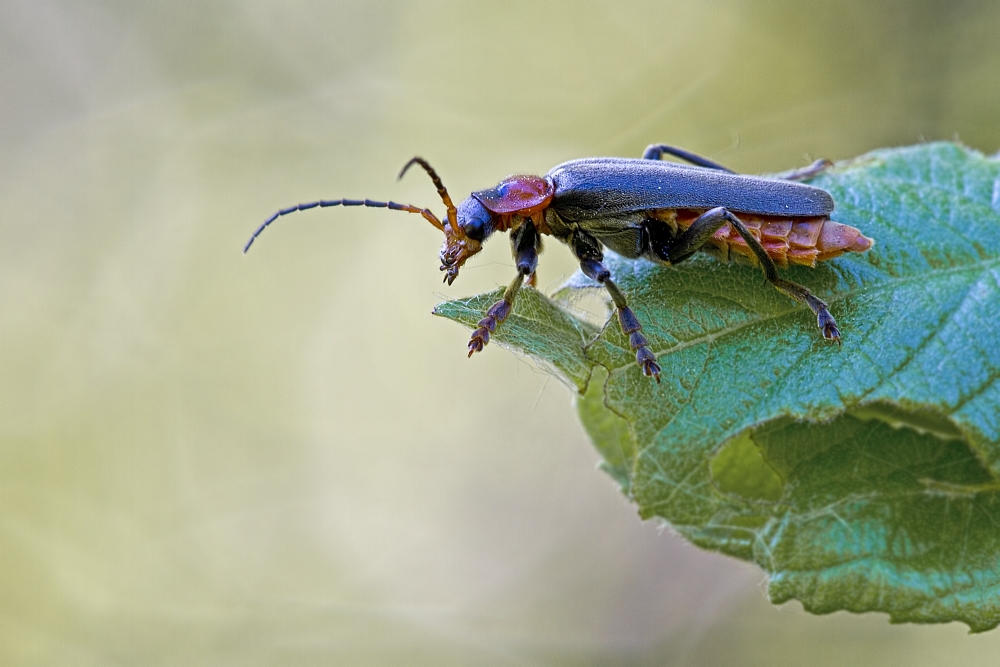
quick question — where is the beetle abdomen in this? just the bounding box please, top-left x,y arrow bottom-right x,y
652,209 -> 874,267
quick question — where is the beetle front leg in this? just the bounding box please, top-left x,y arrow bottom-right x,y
668,207 -> 840,342
467,273 -> 523,356
571,231 -> 661,381
467,222 -> 540,357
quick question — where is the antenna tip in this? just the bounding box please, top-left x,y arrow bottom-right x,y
397,156 -> 422,181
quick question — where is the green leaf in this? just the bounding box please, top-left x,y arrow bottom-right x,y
433,287 -> 599,390
435,143 -> 1000,631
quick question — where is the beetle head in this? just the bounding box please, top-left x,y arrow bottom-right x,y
399,157 -> 491,285
438,197 -> 494,284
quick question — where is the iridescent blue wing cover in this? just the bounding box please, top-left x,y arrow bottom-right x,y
547,158 -> 834,220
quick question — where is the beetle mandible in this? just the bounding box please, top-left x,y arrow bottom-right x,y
245,144 -> 874,382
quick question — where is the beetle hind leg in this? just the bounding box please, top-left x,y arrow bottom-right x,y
771,278 -> 841,342
669,207 -> 841,342
641,143 -> 831,183
782,158 -> 833,182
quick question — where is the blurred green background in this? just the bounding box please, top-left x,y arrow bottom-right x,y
4,1 -> 1000,664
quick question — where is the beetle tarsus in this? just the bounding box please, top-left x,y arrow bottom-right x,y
468,300 -> 509,356
467,275 -> 522,357
815,304 -> 841,343
824,322 -> 842,344
467,330 -> 488,356
618,306 -> 661,382
468,322 -> 491,357
790,288 -> 843,344
636,348 -> 662,382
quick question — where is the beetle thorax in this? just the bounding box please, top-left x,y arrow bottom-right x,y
471,175 -> 554,233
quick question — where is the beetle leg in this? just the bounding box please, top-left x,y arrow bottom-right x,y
571,231 -> 661,382
782,158 -> 833,182
669,207 -> 841,342
642,144 -> 736,173
642,144 -> 832,183
467,273 -> 523,356
467,222 -> 540,357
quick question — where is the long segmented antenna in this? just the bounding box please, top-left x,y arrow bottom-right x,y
243,198 -> 444,253
398,157 -> 461,237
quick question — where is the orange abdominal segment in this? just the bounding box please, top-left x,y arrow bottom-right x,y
655,209 -> 874,267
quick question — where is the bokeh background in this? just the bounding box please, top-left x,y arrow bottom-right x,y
4,1 -> 1000,664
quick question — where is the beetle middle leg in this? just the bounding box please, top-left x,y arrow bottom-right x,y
569,230 -> 661,381
666,207 -> 841,341
467,222 -> 540,357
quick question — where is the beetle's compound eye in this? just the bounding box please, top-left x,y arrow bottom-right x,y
462,217 -> 487,242
457,197 -> 493,242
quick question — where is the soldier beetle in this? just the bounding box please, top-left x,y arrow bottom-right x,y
245,144 -> 873,382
